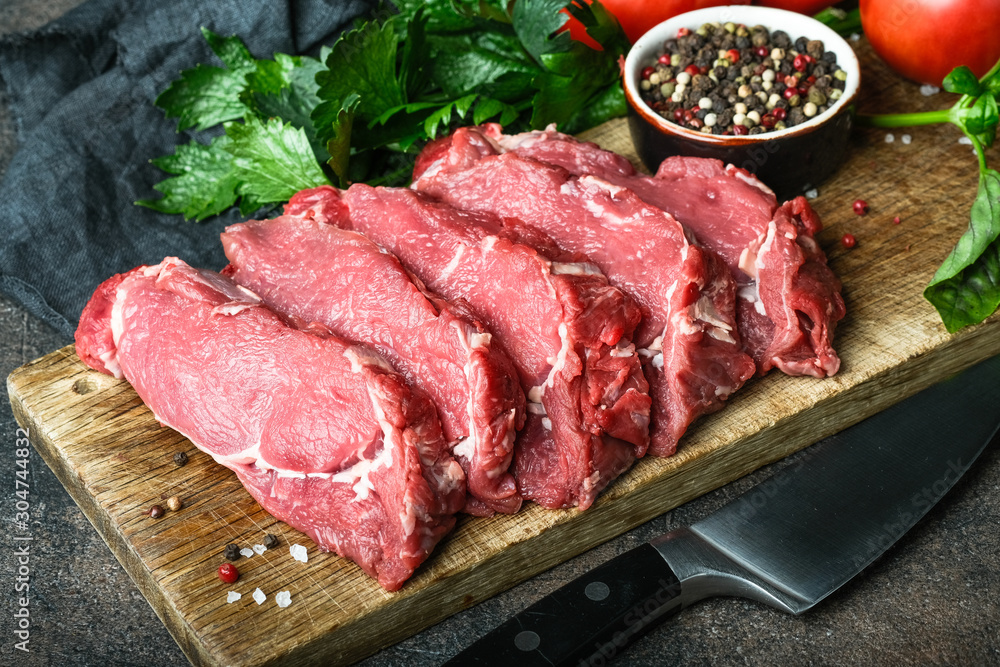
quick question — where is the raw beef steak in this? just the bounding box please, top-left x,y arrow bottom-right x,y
285,185 -> 651,509
485,125 -> 845,377
413,127 -> 756,457
75,258 -> 465,590
221,211 -> 525,516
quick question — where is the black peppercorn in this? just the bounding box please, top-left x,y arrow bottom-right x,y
224,543 -> 241,561
263,533 -> 279,549
772,30 -> 791,49
173,451 -> 189,467
807,41 -> 824,59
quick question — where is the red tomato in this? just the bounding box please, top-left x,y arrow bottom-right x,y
755,0 -> 838,15
567,0 -> 750,45
860,0 -> 1000,85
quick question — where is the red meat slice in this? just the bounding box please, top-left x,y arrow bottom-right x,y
287,185 -> 651,509
412,126 -> 755,457
221,211 -> 525,516
74,258 -> 464,591
487,125 -> 845,377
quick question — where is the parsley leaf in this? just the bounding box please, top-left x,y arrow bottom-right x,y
244,53 -> 328,159
325,93 -> 360,185
511,0 -> 572,65
202,27 -> 256,71
136,137 -> 240,221
225,115 -> 330,213
429,32 -> 538,100
144,1 -> 631,219
314,20 -> 406,147
155,29 -> 256,132
529,1 -> 627,130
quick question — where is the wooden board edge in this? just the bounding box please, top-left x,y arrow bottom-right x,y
6,366 -> 218,667
8,319 -> 1000,667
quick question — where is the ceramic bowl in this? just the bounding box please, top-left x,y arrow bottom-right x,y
622,5 -> 861,197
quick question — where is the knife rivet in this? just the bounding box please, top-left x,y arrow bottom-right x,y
585,581 -> 610,601
514,630 -> 540,651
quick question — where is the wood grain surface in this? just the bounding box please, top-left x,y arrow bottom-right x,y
8,38 -> 1000,667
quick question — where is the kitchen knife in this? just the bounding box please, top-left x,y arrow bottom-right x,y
445,353 -> 1000,666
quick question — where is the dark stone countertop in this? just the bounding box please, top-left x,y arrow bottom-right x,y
1,2 -> 998,666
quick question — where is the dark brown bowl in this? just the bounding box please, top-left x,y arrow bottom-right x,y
623,6 -> 861,199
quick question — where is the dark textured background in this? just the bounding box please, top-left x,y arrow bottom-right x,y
1,2 -> 999,666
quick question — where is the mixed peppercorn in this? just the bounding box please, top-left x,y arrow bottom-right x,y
639,22 -> 848,135
218,562 -> 240,584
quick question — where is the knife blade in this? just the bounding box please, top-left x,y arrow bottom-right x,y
445,353 -> 1000,666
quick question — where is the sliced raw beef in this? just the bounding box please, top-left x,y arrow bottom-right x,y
412,127 -> 756,457
483,125 -> 845,377
221,211 -> 525,516
285,185 -> 651,509
74,258 -> 465,591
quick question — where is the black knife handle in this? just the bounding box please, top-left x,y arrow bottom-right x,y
444,543 -> 683,666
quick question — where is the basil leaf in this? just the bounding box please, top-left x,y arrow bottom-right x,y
980,57 -> 1000,95
942,65 -> 982,97
925,168 -> 1000,331
962,93 -> 999,137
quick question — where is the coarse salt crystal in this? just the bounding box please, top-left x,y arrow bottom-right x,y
290,544 -> 308,563
901,134 -> 912,145
849,33 -> 860,41
240,548 -> 254,558
275,591 -> 292,608
884,133 -> 894,143
804,188 -> 819,200
226,591 -> 241,604
958,136 -> 973,145
920,84 -> 940,97
253,588 -> 266,605
253,544 -> 267,555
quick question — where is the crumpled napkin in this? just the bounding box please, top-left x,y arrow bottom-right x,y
0,0 -> 375,339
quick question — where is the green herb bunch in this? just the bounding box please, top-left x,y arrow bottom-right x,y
138,0 -> 631,221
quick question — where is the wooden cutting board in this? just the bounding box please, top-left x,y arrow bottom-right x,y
8,39 -> 1000,667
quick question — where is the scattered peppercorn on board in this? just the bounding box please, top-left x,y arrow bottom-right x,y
8,39 -> 1000,667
